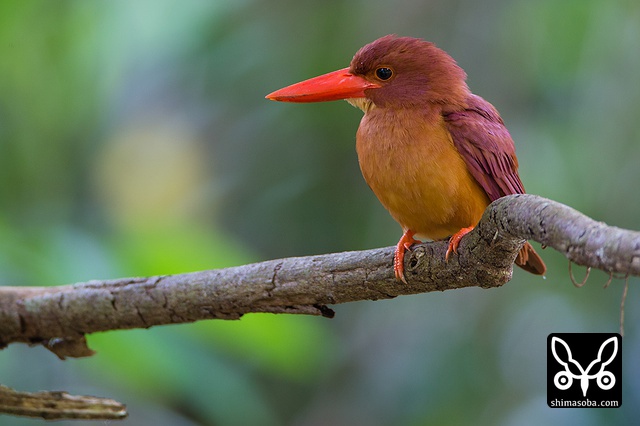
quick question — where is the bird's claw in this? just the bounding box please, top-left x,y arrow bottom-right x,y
394,230 -> 420,283
445,226 -> 474,261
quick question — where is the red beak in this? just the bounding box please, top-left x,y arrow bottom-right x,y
266,67 -> 380,103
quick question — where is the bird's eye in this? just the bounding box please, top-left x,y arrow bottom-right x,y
375,67 -> 393,81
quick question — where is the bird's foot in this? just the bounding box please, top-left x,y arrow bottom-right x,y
445,226 -> 474,261
394,230 -> 420,283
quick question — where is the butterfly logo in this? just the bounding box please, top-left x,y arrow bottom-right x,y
551,336 -> 617,397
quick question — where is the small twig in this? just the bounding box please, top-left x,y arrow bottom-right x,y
568,261 -> 591,288
620,276 -> 630,337
0,385 -> 127,420
604,271 -> 614,289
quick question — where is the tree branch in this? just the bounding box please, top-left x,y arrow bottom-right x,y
1,194 -> 639,420
1,194 -> 638,360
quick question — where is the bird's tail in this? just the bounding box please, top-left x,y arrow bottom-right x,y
515,242 -> 546,275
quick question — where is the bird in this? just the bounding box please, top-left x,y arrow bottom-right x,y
266,35 -> 546,282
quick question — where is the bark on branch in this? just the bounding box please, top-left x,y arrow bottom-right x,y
1,194 -> 638,361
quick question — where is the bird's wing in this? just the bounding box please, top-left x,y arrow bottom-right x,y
443,94 -> 525,201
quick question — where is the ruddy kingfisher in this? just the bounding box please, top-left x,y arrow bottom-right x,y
266,35 -> 545,282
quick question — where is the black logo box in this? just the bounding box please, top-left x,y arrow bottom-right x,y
547,333 -> 622,408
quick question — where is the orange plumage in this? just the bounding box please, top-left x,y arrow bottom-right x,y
267,35 -> 546,281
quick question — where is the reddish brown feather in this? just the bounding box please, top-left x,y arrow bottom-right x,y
444,94 -> 525,201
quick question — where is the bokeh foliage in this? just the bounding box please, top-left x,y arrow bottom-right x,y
0,0 -> 638,425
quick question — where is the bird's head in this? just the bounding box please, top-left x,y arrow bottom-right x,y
266,35 -> 469,111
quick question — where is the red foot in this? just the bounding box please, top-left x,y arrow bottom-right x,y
394,230 -> 421,283
445,226 -> 474,261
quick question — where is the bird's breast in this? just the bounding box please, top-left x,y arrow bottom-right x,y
355,108 -> 489,240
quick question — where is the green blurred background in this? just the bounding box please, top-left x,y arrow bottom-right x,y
1,0 -> 638,425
